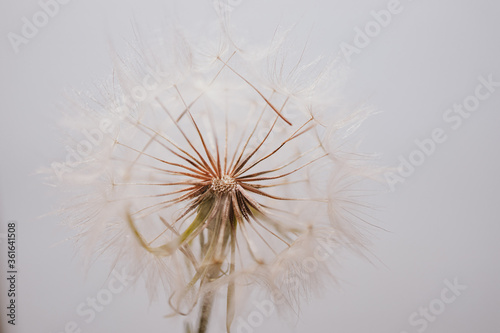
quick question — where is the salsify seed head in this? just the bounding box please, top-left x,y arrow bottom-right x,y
211,175 -> 237,195
48,22 -> 377,331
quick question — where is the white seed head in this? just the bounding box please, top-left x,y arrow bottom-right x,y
48,20 -> 377,332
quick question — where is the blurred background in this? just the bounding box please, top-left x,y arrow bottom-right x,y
1,0 -> 499,332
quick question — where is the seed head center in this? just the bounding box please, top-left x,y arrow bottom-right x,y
211,175 -> 237,194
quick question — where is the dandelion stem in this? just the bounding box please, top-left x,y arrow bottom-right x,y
197,291 -> 215,333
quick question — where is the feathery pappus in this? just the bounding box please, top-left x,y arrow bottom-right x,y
49,22 -> 377,333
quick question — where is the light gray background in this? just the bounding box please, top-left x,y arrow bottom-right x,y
1,0 -> 499,332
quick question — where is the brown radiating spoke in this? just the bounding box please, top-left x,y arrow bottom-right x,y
206,106 -> 223,179
250,179 -> 309,189
236,117 -> 315,177
218,57 -> 292,126
176,51 -> 237,122
112,181 -> 203,187
115,141 -> 209,178
231,115 -> 280,176
231,96 -> 290,176
229,101 -> 269,175
109,186 -> 199,202
238,154 -> 328,182
240,183 -> 314,202
155,97 -> 216,177
236,145 -> 320,179
132,186 -> 207,217
173,86 -> 219,177
133,120 -> 209,175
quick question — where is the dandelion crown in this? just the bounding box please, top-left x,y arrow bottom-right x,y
51,19 -> 375,333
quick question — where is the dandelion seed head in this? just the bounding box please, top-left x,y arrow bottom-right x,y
47,20 -> 379,332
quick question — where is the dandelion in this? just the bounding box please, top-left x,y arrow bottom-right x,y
50,22 -> 376,333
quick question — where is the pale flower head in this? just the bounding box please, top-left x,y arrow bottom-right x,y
49,22 -> 377,332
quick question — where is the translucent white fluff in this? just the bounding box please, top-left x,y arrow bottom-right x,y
48,22 -> 377,333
